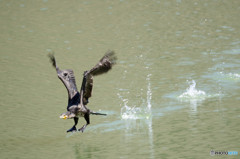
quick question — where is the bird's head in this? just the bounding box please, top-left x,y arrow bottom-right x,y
59,111 -> 76,119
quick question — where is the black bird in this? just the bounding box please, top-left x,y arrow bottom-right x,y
48,51 -> 117,133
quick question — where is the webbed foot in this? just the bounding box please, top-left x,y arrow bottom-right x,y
78,125 -> 87,133
67,126 -> 77,133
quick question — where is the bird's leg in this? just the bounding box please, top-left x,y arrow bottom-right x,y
78,113 -> 90,133
67,117 -> 78,133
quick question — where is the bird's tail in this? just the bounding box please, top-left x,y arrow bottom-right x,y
90,111 -> 107,116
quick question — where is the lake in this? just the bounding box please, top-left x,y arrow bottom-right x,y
0,0 -> 239,158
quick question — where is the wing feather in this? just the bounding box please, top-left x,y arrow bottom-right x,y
48,54 -> 78,101
80,50 -> 117,105
88,50 -> 117,76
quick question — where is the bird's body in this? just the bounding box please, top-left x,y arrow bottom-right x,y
49,51 -> 116,133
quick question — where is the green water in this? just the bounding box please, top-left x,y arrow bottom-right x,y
0,0 -> 240,158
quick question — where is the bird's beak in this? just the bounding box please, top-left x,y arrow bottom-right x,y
60,115 -> 68,119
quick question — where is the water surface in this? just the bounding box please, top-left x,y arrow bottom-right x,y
0,0 -> 239,158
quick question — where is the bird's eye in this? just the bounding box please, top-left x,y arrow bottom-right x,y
64,73 -> 68,76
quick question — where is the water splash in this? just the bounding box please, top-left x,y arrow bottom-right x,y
119,73 -> 154,158
119,74 -> 152,120
178,80 -> 206,113
178,80 -> 206,101
178,80 -> 222,113
121,104 -> 152,119
178,80 -> 222,101
146,74 -> 152,110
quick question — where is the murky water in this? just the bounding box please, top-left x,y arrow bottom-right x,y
0,0 -> 240,158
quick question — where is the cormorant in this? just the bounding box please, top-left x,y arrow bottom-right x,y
48,51 -> 117,133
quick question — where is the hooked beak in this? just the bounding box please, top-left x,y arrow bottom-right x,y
60,115 -> 68,119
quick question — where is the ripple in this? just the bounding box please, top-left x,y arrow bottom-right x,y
40,7 -> 48,11
219,72 -> 240,81
64,40 -> 70,44
203,72 -> 240,82
222,48 -> 240,55
221,25 -> 235,31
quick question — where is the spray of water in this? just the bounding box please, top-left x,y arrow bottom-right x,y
119,73 -> 155,158
178,80 -> 222,113
178,80 -> 222,102
119,74 -> 152,119
178,80 -> 206,101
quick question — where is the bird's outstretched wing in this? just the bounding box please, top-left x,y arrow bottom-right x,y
48,54 -> 79,103
88,50 -> 117,76
80,50 -> 117,105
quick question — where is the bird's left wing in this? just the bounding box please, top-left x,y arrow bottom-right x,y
80,72 -> 93,105
79,51 -> 117,105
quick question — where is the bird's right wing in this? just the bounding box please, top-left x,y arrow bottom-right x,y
48,54 -> 79,102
